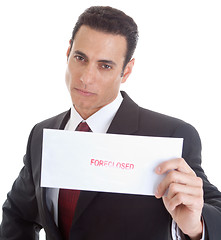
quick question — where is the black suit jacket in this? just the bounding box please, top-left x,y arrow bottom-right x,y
1,92 -> 221,240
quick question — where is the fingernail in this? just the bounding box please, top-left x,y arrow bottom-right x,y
155,166 -> 161,174
155,187 -> 160,198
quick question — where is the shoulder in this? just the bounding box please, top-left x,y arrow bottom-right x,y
120,91 -> 199,139
34,110 -> 70,132
137,106 -> 194,137
137,107 -> 202,167
28,110 -> 70,146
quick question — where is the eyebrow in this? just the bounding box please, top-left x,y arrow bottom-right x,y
97,59 -> 116,66
74,50 -> 116,66
74,50 -> 88,61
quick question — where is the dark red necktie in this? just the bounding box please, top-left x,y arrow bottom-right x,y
58,121 -> 91,240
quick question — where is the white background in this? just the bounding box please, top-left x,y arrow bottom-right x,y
0,1 -> 220,238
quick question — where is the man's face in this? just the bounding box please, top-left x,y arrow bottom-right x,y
65,25 -> 134,119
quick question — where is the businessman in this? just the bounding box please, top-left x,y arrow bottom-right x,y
1,6 -> 221,240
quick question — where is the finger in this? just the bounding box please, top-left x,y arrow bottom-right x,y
166,182 -> 203,200
163,192 -> 204,212
155,171 -> 203,198
155,158 -> 196,176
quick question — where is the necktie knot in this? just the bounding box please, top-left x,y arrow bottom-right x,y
76,121 -> 91,132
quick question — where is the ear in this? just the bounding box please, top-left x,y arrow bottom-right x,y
121,58 -> 135,83
66,39 -> 72,60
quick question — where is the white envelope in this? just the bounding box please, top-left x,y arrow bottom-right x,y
41,129 -> 183,196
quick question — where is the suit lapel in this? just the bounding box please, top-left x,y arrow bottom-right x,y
107,91 -> 139,135
40,188 -> 63,239
72,191 -> 98,225
37,110 -> 71,237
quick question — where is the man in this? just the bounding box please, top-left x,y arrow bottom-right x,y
0,6 -> 221,240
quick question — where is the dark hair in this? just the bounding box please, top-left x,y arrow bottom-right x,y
70,6 -> 139,70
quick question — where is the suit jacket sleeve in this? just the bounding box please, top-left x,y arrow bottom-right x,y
0,126 -> 41,240
172,122 -> 221,239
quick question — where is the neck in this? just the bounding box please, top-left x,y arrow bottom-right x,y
74,106 -> 102,120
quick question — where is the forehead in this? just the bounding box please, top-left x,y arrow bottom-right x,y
72,25 -> 127,61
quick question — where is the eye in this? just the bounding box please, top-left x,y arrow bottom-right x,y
99,63 -> 112,70
74,55 -> 85,62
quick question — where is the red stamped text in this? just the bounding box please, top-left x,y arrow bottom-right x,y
90,159 -> 134,170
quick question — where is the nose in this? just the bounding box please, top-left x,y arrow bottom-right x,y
80,64 -> 96,86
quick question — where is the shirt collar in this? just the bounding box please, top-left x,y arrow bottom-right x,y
65,93 -> 123,133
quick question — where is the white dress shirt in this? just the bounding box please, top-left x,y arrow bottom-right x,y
45,93 -> 205,239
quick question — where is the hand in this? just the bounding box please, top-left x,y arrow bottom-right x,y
155,158 -> 204,239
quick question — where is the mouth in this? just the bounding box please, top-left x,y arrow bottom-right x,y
75,88 -> 95,96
